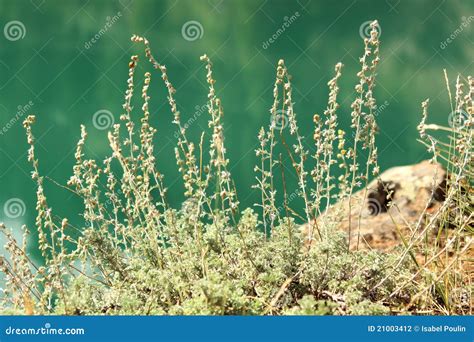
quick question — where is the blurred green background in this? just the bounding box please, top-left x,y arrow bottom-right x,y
0,0 -> 472,250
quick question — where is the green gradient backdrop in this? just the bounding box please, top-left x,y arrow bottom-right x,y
0,0 -> 472,254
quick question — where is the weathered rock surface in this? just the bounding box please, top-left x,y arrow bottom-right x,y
306,160 -> 447,250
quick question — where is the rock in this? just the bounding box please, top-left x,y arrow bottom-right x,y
304,160 -> 446,250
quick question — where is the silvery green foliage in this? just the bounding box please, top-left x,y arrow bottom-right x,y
1,23 -> 471,315
48,209 -> 414,315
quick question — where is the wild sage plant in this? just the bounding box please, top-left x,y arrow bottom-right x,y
0,21 -> 471,315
